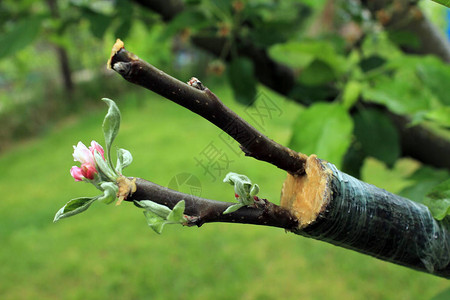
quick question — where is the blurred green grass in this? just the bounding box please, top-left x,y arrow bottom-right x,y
0,83 -> 448,300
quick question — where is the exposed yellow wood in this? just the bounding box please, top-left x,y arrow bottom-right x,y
107,38 -> 125,69
281,155 -> 332,228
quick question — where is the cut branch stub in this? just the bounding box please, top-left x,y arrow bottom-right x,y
281,155 -> 332,228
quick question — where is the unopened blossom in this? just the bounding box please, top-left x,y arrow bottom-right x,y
89,141 -> 105,159
70,140 -> 104,181
72,141 -> 95,166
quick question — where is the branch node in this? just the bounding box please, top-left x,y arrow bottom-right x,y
187,77 -> 206,90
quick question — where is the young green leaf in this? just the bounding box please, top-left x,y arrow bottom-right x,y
137,200 -> 172,219
143,211 -> 167,234
223,204 -> 244,214
167,200 -> 186,223
116,148 -> 133,174
97,182 -> 118,204
223,172 -> 252,186
102,98 -> 121,169
223,172 -> 259,208
54,196 -> 98,222
94,151 -> 117,181
250,184 -> 260,197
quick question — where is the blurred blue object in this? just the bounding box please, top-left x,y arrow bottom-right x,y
447,9 -> 450,40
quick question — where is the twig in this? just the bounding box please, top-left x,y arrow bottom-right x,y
128,178 -> 299,229
108,40 -> 307,175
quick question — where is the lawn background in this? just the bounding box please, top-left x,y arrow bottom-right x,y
0,82 -> 448,299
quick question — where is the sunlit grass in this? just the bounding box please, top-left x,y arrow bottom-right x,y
0,84 -> 447,299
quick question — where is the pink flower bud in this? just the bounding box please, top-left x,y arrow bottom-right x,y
81,163 -> 97,180
70,166 -> 85,181
73,142 -> 95,165
89,140 -> 105,159
71,140 -> 105,182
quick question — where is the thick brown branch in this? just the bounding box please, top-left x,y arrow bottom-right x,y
108,40 -> 450,277
109,42 -> 307,175
127,178 -> 298,229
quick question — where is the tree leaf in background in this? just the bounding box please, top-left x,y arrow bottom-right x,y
362,73 -> 432,115
114,0 -> 133,40
353,108 -> 400,167
115,18 -> 132,40
83,8 -> 113,39
298,59 -> 337,86
430,1 -> 450,10
289,103 -> 353,168
423,179 -> 450,220
246,1 -> 311,47
0,15 -> 44,60
342,80 -> 362,110
289,84 -> 338,104
425,107 -> 450,127
387,30 -> 420,50
269,41 -> 346,73
400,166 -> 450,205
227,57 -> 257,105
416,56 -> 450,106
341,141 -> 366,178
359,55 -> 387,73
163,8 -> 209,37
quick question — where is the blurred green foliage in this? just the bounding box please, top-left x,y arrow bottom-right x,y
0,0 -> 450,297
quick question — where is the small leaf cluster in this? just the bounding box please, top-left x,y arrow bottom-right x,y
136,200 -> 187,234
222,172 -> 260,214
